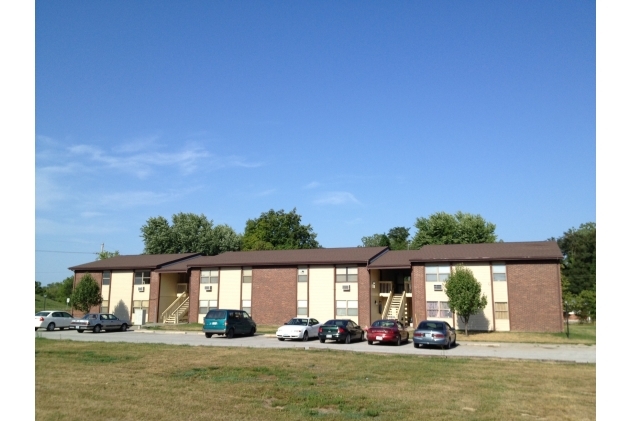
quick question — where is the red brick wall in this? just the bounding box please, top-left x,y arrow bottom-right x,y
411,264 -> 426,328
507,261 -> 563,332
252,267 -> 296,325
358,266 -> 370,328
148,272 -> 161,323
72,271 -> 104,317
188,269 -> 201,322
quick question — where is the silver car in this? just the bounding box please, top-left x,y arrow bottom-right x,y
70,313 -> 130,333
413,320 -> 456,349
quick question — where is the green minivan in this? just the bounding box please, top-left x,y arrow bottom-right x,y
203,309 -> 257,339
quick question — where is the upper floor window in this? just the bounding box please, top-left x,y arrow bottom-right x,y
201,269 -> 219,284
297,267 -> 308,282
492,263 -> 507,281
336,266 -> 358,283
242,267 -> 252,283
425,265 -> 450,282
102,271 -> 111,286
134,271 -> 151,285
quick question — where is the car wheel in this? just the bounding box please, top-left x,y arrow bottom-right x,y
226,328 -> 234,339
47,323 -> 55,331
120,323 -> 128,332
93,324 -> 101,333
345,334 -> 351,344
35,328 -> 38,331
302,332 -> 309,342
278,338 -> 285,341
77,329 -> 84,333
361,332 -> 365,342
368,340 -> 373,345
319,338 -> 325,343
396,335 -> 401,346
453,335 -> 456,346
59,327 -> 65,331
414,343 -> 420,349
205,332 -> 213,339
249,327 -> 256,336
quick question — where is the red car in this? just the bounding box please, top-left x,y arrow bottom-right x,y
366,319 -> 409,346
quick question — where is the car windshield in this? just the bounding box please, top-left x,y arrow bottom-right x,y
418,321 -> 443,330
324,320 -> 347,327
35,312 -> 50,316
205,310 -> 226,319
288,318 -> 308,326
372,320 -> 395,328
81,314 -> 99,320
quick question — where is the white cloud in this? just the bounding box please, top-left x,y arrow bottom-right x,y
303,181 -> 321,189
314,192 -> 361,205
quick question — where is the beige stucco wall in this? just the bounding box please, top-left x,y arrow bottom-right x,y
110,271 -> 133,322
197,269 -> 219,323
158,273 -> 179,319
424,281 -> 453,324
493,280 -> 510,331
309,266 -> 334,323
101,285 -> 110,307
454,263 -> 494,332
242,281 -> 252,301
297,282 -> 308,301
335,279 -> 358,324
218,267 -> 241,309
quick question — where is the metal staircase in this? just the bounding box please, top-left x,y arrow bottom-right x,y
161,292 -> 190,324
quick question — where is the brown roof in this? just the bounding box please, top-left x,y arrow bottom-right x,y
155,256 -> 206,273
367,250 -> 420,269
69,253 -> 202,271
186,247 -> 389,268
408,241 -> 563,263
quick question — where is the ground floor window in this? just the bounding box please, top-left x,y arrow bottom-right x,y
133,300 -> 149,312
242,300 -> 251,314
336,300 -> 358,316
100,300 -> 109,313
297,300 -> 308,316
427,301 -> 451,318
199,300 -> 218,315
494,302 -> 509,319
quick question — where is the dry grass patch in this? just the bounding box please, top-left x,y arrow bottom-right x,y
36,338 -> 594,421
456,323 -> 595,345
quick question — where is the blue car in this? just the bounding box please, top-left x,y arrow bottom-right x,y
203,309 -> 256,339
413,320 -> 456,349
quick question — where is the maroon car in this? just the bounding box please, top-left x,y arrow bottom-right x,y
366,319 -> 409,346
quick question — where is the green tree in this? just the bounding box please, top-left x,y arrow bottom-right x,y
360,233 -> 390,248
35,281 -> 44,295
387,227 -> 411,250
444,265 -> 488,336
242,208 -> 320,251
98,250 -> 120,260
70,274 -> 102,314
411,211 -> 497,249
140,213 -> 241,255
554,222 -> 596,295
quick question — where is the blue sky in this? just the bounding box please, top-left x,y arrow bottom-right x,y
35,1 -> 596,285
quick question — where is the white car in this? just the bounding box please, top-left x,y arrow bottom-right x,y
35,310 -> 74,331
276,317 -> 321,341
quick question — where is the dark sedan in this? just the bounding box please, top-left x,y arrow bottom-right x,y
366,319 -> 409,346
318,319 -> 364,344
413,320 -> 456,349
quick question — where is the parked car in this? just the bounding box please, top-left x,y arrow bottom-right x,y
366,319 -> 409,346
35,310 -> 74,331
276,317 -> 321,341
70,313 -> 130,333
413,320 -> 456,349
202,309 -> 256,339
318,319 -> 364,344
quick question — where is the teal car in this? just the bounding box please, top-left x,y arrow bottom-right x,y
203,309 -> 256,339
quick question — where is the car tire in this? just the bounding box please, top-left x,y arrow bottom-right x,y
93,324 -> 101,333
319,338 -> 325,343
414,343 -> 420,349
396,336 -> 401,346
205,332 -> 213,338
120,323 -> 128,332
59,327 -> 65,331
47,323 -> 55,331
368,340 -> 373,345
226,328 -> 234,339
35,328 -> 38,331
278,338 -> 285,341
360,332 -> 365,342
302,332 -> 309,342
345,334 -> 351,344
249,327 -> 256,337
77,329 -> 84,333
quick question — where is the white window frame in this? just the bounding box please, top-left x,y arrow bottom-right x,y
425,265 -> 450,282
336,300 -> 358,316
242,300 -> 251,314
242,267 -> 252,283
199,300 -> 218,315
494,302 -> 509,319
102,271 -> 111,286
336,266 -> 358,283
297,267 -> 308,282
492,263 -> 507,282
201,269 -> 219,284
297,300 -> 308,316
134,271 -> 151,285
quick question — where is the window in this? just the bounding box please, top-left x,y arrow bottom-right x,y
425,265 -> 450,282
495,302 -> 509,319
427,301 -> 438,317
102,271 -> 111,286
336,300 -> 358,316
132,300 -> 149,314
297,267 -> 308,282
242,267 -> 252,283
336,266 -> 358,282
297,300 -> 308,316
242,300 -> 251,314
134,271 -> 151,285
100,300 -> 109,313
427,301 -> 451,318
199,300 -> 218,315
439,302 -> 452,318
201,269 -> 219,284
492,263 -> 507,281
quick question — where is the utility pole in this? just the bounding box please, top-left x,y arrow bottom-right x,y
100,243 -> 104,254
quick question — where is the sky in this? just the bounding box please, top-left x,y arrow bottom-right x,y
34,1 -> 596,286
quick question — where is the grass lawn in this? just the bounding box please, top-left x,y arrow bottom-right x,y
35,295 -> 69,313
35,338 -> 595,421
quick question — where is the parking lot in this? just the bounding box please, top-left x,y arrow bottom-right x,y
36,328 -> 596,363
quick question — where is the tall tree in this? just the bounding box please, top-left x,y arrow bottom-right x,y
387,227 -> 411,250
98,250 -> 120,260
360,233 -> 390,248
35,281 -> 44,295
410,211 -> 497,249
554,222 -> 596,295
70,274 -> 102,314
242,208 -> 320,251
140,213 -> 241,255
444,265 -> 488,336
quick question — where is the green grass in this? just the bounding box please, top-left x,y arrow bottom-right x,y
35,294 -> 68,313
36,339 -> 595,421
455,322 -> 596,345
